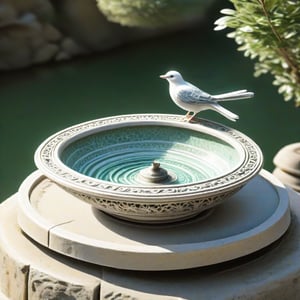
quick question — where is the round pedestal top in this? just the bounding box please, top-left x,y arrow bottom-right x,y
18,170 -> 290,271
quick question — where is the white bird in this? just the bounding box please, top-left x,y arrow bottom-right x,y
160,70 -> 254,122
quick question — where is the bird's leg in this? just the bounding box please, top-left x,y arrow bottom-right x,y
183,111 -> 191,121
187,112 -> 197,122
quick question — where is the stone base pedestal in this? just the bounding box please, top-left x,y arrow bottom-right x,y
1,173 -> 300,299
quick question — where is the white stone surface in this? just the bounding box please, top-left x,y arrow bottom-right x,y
0,290 -> 9,300
18,170 -> 290,271
0,195 -> 101,300
101,187 -> 300,299
0,196 -> 29,300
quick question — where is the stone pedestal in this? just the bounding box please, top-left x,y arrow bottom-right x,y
17,170 -> 290,271
1,170 -> 300,299
273,142 -> 300,192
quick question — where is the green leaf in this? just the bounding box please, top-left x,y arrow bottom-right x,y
215,0 -> 300,105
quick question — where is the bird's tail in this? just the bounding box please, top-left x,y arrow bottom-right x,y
211,103 -> 239,122
213,90 -> 254,101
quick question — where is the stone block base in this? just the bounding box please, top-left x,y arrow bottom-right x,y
1,187 -> 300,299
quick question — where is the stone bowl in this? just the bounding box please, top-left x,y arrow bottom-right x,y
34,114 -> 263,223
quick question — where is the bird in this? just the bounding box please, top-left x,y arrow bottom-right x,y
160,70 -> 254,122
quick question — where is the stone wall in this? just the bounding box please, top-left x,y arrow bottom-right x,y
0,0 -> 211,71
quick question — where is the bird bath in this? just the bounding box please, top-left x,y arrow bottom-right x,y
0,112 -> 295,299
34,114 -> 263,223
16,114 -> 290,272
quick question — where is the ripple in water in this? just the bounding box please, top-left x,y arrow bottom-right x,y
61,126 -> 239,186
64,146 -> 227,185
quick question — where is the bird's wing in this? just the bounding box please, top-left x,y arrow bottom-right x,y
177,84 -> 213,104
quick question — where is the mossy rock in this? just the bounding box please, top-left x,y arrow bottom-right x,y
96,0 -> 214,28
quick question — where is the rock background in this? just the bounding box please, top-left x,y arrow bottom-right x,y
0,0 -> 212,71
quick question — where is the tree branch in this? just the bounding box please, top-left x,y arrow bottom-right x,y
257,0 -> 300,84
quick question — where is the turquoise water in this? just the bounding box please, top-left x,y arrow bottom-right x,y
0,14 -> 299,199
61,125 -> 240,185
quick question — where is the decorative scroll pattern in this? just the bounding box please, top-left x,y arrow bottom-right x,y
103,291 -> 137,300
29,270 -> 98,299
36,114 -> 263,197
65,186 -> 240,221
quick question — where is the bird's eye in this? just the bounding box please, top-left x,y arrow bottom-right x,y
170,75 -> 174,78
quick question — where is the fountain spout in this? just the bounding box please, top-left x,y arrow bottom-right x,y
137,161 -> 176,184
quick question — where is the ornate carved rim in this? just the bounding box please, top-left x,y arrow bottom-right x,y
34,114 -> 263,200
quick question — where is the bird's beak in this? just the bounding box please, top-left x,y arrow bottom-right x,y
160,74 -> 168,79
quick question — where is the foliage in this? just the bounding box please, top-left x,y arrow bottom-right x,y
215,0 -> 300,106
97,0 -> 211,28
